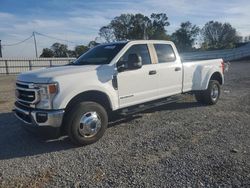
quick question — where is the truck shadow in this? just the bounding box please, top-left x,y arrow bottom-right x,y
108,101 -> 203,127
0,112 -> 75,160
0,101 -> 203,160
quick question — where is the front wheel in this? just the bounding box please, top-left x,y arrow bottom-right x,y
66,101 -> 108,145
195,80 -> 221,105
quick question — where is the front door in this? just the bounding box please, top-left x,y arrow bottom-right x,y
117,44 -> 159,108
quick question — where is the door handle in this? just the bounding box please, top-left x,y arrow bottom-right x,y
149,70 -> 157,75
175,67 -> 182,71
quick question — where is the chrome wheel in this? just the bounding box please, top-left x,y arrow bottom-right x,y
78,111 -> 102,138
211,84 -> 219,101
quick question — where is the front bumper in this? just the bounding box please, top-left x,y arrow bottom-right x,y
13,102 -> 64,128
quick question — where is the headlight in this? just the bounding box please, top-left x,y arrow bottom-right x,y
35,83 -> 58,109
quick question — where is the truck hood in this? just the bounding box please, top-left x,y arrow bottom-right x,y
17,65 -> 100,83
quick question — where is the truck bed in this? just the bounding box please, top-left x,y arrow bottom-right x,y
182,58 -> 223,92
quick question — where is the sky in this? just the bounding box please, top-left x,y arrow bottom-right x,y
0,0 -> 250,58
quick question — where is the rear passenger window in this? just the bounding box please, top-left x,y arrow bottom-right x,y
154,44 -> 176,63
119,44 -> 151,65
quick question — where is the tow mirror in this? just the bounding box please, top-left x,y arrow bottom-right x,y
127,53 -> 142,69
117,61 -> 126,72
117,53 -> 142,72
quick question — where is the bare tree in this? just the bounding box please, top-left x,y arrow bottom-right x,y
99,25 -> 116,43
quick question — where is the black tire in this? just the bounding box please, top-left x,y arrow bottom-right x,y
65,101 -> 108,146
195,80 -> 220,105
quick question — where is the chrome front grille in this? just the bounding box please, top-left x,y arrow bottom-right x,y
16,82 -> 39,104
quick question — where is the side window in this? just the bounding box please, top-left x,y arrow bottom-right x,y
154,44 -> 176,63
119,44 -> 151,66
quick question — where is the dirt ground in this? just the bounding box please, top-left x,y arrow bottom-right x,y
0,61 -> 249,187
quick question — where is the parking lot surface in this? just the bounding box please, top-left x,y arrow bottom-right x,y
0,61 -> 250,187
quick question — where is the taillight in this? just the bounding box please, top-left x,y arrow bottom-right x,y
221,60 -> 225,74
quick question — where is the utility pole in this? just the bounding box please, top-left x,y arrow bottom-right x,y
0,40 -> 2,58
33,32 -> 38,58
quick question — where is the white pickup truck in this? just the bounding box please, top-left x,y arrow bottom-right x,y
14,40 -> 224,145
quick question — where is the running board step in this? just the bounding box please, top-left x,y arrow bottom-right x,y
119,95 -> 183,116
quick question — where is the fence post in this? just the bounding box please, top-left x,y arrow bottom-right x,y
5,60 -> 9,74
49,60 -> 52,67
29,60 -> 32,70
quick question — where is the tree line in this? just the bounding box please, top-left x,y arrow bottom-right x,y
40,13 -> 240,57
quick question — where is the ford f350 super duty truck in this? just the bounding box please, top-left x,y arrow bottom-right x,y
14,40 -> 224,145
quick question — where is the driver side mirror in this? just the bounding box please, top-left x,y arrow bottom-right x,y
127,53 -> 142,70
117,53 -> 142,72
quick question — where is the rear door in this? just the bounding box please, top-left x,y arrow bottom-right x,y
153,43 -> 183,98
116,44 -> 159,108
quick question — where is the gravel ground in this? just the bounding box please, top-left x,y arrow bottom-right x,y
0,61 -> 250,187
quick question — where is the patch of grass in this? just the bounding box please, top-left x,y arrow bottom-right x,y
92,168 -> 106,183
0,168 -> 54,188
0,101 -> 6,104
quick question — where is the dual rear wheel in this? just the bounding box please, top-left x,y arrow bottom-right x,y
195,80 -> 221,105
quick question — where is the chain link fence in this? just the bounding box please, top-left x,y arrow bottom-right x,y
0,58 -> 76,74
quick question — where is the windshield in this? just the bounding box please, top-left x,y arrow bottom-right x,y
73,43 -> 127,65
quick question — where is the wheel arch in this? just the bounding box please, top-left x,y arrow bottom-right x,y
205,71 -> 223,89
210,72 -> 223,84
60,90 -> 113,134
64,90 -> 113,113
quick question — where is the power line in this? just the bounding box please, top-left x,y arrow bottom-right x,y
34,31 -> 80,44
1,31 -> 85,57
2,31 -> 81,47
2,34 -> 33,46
